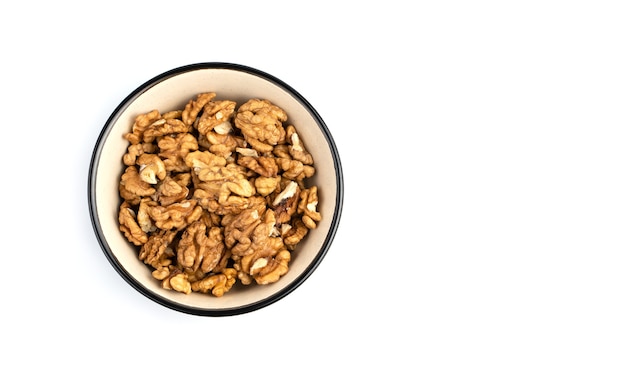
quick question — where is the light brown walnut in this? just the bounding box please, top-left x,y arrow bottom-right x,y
143,118 -> 190,143
119,201 -> 148,245
137,198 -> 158,233
119,166 -> 156,205
286,125 -> 313,165
232,209 -> 291,285
185,150 -> 227,178
182,92 -> 216,126
298,186 -> 322,229
191,268 -> 237,297
186,151 -> 255,206
222,197 -> 266,254
193,188 -> 257,216
234,99 -> 287,153
155,175 -> 190,206
237,155 -> 278,177
158,133 -> 199,172
197,100 -> 236,135
147,200 -> 203,230
139,229 -> 176,270
136,154 -> 167,185
276,157 -> 315,181
272,181 -> 300,224
177,220 -> 225,274
123,142 -> 156,166
124,109 -> 161,144
282,219 -> 309,249
162,110 -> 183,120
254,176 -> 280,197
252,249 -> 290,285
169,273 -> 192,294
204,131 -> 238,158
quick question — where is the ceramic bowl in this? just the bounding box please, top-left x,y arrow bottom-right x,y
88,62 -> 343,316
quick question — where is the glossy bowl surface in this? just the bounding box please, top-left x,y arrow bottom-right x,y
88,62 -> 343,316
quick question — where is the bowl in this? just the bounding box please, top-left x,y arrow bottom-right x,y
88,62 -> 343,316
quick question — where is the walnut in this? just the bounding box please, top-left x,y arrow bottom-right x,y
152,266 -> 171,281
234,262 -> 254,285
272,144 -> 291,159
234,99 -> 287,153
124,109 -> 161,144
119,201 -> 148,245
237,155 -> 278,177
119,166 -> 155,205
222,198 -> 266,254
276,157 -> 315,181
137,198 -> 158,233
194,188 -> 257,216
298,186 -> 321,229
233,210 -> 291,285
162,110 -> 183,120
158,133 -> 199,172
143,118 -> 190,143
254,176 -> 280,197
282,219 -> 309,249
191,268 -> 237,297
286,125 -> 313,165
215,165 -> 256,203
204,131 -> 238,158
272,181 -> 300,224
169,273 -> 192,294
186,151 -> 255,205
182,92 -> 216,126
252,250 -> 290,285
136,154 -> 167,184
123,142 -> 156,166
139,230 -> 176,269
185,150 -> 227,178
236,147 -> 259,157
177,220 -> 225,274
197,100 -> 237,135
153,175 -> 188,206
147,200 -> 203,230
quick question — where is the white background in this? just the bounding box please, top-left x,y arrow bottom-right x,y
2,1 -> 625,379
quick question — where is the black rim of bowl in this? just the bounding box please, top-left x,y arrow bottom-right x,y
88,62 -> 344,317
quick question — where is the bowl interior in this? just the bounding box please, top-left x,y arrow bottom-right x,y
91,64 -> 341,314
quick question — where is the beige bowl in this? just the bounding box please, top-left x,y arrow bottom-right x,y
88,63 -> 343,316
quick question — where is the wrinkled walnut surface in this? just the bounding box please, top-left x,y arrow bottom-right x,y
117,92 -> 322,297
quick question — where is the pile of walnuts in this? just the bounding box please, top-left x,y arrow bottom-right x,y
118,93 -> 321,297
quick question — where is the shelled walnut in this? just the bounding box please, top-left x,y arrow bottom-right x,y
117,92 -> 322,297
